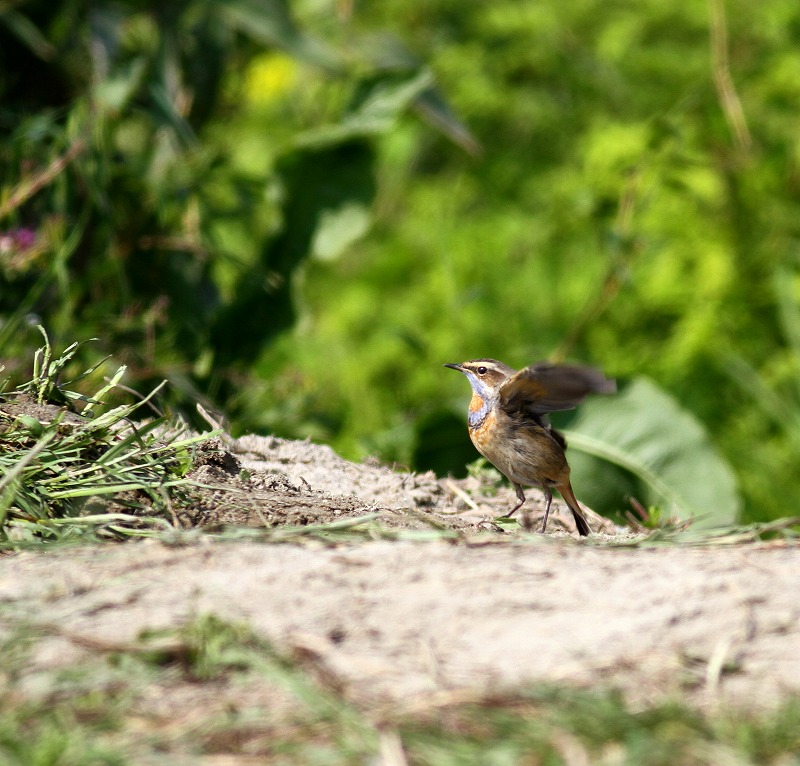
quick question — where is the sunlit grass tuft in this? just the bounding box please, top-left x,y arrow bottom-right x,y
0,328 -> 215,547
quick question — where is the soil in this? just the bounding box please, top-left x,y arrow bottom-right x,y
1,427 -> 799,740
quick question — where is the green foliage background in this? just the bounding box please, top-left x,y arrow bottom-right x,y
3,0 -> 800,523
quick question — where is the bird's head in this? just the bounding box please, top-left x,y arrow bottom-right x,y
444,358 -> 515,400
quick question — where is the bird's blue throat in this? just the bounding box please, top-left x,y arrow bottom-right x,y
468,395 -> 494,429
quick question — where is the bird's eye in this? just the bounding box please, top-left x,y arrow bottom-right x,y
477,366 -> 487,375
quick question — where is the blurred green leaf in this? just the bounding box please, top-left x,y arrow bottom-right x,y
564,378 -> 741,527
311,202 -> 372,262
93,58 -> 147,112
218,0 -> 339,69
347,31 -> 480,153
294,69 -> 435,148
211,140 -> 376,366
0,9 -> 54,60
413,86 -> 482,156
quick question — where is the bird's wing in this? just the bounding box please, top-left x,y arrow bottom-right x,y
498,363 -> 616,416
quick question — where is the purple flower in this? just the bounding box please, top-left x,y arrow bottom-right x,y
0,227 -> 37,253
13,227 -> 36,249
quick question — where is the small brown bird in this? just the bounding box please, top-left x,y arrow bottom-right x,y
445,359 -> 616,535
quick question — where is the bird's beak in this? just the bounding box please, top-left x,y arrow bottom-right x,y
443,363 -> 463,371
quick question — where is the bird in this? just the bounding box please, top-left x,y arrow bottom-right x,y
444,359 -> 616,536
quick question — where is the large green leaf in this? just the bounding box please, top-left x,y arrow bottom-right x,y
564,378 -> 741,527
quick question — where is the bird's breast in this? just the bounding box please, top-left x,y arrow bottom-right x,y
468,407 -> 569,487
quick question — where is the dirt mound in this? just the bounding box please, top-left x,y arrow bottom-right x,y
182,434 -> 617,536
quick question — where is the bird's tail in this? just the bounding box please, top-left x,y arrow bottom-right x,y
557,480 -> 591,536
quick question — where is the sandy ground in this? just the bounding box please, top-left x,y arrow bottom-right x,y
1,434 -> 798,720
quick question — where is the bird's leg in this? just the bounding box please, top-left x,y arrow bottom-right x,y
540,488 -> 553,534
509,483 -> 526,516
